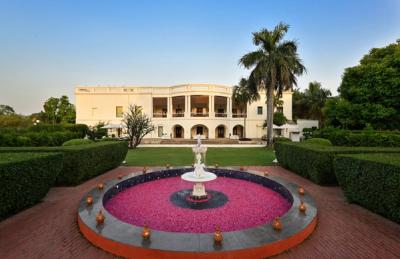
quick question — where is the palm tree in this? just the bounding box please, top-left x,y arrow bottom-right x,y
304,81 -> 331,124
239,23 -> 306,146
232,78 -> 260,139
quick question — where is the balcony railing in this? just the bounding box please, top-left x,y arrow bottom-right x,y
191,112 -> 209,117
172,113 -> 185,117
215,113 -> 227,117
153,113 -> 167,118
232,113 -> 247,118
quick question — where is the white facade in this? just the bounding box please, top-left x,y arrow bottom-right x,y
75,84 -> 293,140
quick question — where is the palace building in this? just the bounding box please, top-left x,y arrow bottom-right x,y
75,84 -> 296,140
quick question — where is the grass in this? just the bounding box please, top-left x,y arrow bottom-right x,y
124,147 -> 275,166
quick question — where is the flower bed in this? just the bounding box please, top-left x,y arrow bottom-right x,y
105,176 -> 291,233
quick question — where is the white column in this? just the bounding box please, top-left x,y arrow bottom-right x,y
209,95 -> 214,117
188,95 -> 192,117
167,97 -> 172,118
227,97 -> 232,118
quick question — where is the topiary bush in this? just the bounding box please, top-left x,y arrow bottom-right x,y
334,153 -> 400,223
0,141 -> 128,185
275,142 -> 400,185
304,138 -> 332,146
62,139 -> 94,146
0,152 -> 63,219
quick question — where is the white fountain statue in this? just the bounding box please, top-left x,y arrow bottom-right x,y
181,135 -> 217,199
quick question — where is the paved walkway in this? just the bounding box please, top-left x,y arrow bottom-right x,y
0,166 -> 399,259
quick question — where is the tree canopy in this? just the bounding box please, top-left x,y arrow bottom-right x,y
292,81 -> 331,124
42,96 -> 76,124
324,40 -> 400,130
0,105 -> 15,115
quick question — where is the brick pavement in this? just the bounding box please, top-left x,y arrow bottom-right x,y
0,166 -> 399,259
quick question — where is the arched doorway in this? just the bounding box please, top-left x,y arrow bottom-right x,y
233,125 -> 244,139
172,125 -> 184,138
215,125 -> 226,138
191,125 -> 209,139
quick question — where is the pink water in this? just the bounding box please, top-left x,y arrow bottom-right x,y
104,176 -> 291,233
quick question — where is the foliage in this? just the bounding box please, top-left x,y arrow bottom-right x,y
0,131 -> 82,147
274,142 -> 400,185
292,82 -> 331,124
304,138 -> 332,146
324,40 -> 400,130
0,152 -> 62,219
302,127 -> 318,140
125,147 -> 275,166
273,137 -> 292,143
42,95 -> 76,124
0,141 -> 128,185
0,104 -> 15,115
273,112 -> 287,126
309,127 -> 400,147
0,114 -> 32,128
334,153 -> 400,223
123,105 -> 154,148
239,22 -> 306,146
62,139 -> 94,146
87,122 -> 108,140
232,78 -> 260,138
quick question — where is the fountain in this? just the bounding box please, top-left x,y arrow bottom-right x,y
181,135 -> 217,200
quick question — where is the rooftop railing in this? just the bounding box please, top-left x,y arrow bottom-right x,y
232,113 -> 247,118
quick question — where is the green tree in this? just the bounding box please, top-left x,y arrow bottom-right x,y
239,23 -> 306,146
0,105 -> 15,115
43,96 -> 76,124
303,81 -> 331,124
292,82 -> 331,124
123,104 -> 155,149
232,78 -> 260,139
324,40 -> 400,129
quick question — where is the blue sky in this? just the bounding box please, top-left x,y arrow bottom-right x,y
0,0 -> 399,114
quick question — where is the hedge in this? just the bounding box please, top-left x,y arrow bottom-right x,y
0,131 -> 83,147
0,152 -> 63,219
309,127 -> 400,147
334,153 -> 400,223
0,141 -> 128,185
275,142 -> 400,185
62,139 -> 94,146
304,138 -> 332,146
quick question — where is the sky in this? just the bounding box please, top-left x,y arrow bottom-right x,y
0,0 -> 399,115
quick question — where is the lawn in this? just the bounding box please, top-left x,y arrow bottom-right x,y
124,147 -> 275,166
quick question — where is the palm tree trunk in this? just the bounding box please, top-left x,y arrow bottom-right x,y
266,85 -> 274,147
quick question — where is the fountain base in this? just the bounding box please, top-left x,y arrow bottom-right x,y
191,182 -> 208,200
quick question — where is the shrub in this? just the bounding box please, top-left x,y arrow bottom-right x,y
275,142 -> 400,185
334,153 -> 400,223
273,137 -> 291,143
304,138 -> 332,146
0,141 -> 128,185
100,137 -> 118,142
0,131 -> 82,147
0,152 -> 63,219
62,139 -> 94,146
312,128 -> 400,147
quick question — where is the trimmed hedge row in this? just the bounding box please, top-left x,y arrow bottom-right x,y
334,153 -> 400,223
0,131 -> 82,147
308,128 -> 400,147
0,141 -> 128,185
0,152 -> 63,219
275,142 -> 400,185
